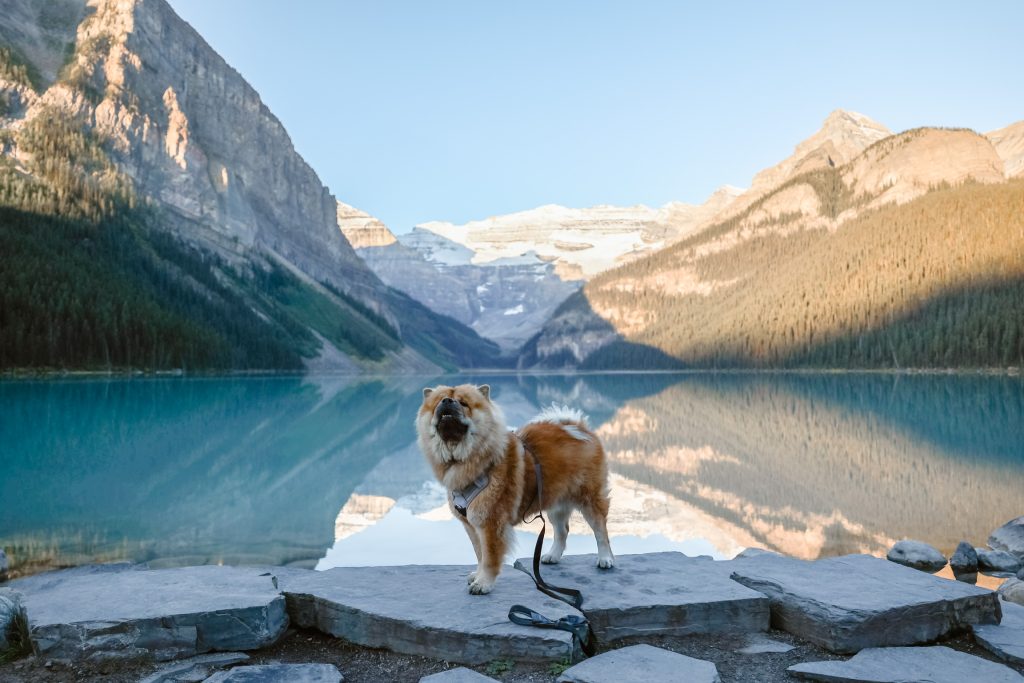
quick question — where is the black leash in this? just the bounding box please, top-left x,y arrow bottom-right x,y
507,435 -> 593,657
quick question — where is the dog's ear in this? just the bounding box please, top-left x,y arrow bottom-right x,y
422,387 -> 434,400
478,384 -> 490,400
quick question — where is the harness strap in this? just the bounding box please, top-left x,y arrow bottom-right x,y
508,604 -> 594,657
451,472 -> 489,517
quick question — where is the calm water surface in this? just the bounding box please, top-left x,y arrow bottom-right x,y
1,373 -> 1022,576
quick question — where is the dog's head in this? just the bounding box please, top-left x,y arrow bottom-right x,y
416,383 -> 504,465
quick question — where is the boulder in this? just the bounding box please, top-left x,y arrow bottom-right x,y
1001,578 -> 1024,607
277,564 -> 583,665
979,549 -> 1022,575
885,540 -> 946,573
10,565 -> 287,662
204,663 -> 343,682
973,601 -> 1024,665
788,645 -> 1024,682
950,541 -> 979,573
0,548 -> 8,583
512,552 -> 769,644
990,517 -> 1024,561
138,652 -> 250,683
556,644 -> 720,683
729,553 -> 1000,653
0,587 -> 28,660
420,668 -> 499,682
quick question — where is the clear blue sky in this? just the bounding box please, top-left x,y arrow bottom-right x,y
167,1 -> 1023,232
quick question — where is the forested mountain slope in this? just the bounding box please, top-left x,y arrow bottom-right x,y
524,126 -> 1024,369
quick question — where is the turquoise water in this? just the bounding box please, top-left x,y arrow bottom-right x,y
1,373 -> 1022,575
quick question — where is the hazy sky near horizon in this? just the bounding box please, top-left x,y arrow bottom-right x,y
167,1 -> 1023,232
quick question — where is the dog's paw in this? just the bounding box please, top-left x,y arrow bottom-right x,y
468,576 -> 494,595
597,555 -> 615,569
466,570 -> 478,584
541,553 -> 561,564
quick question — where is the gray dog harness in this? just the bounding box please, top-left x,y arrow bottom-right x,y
452,473 -> 490,517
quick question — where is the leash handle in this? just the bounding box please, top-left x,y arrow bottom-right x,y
508,604 -> 594,657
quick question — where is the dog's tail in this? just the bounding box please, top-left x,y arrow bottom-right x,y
529,403 -> 590,429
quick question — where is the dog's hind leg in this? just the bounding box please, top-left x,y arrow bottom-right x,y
579,496 -> 615,569
541,504 -> 571,564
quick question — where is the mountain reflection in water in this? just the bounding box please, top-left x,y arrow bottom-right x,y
1,373 -> 1021,576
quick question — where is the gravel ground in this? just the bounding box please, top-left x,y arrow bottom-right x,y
2,627 -> 1022,682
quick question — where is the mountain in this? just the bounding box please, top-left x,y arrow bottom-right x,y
416,185 -> 743,281
987,120 -> 1024,178
0,0 -> 500,372
523,113 -> 1024,369
342,214 -> 580,352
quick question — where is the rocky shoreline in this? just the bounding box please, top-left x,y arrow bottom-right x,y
1,517 -> 1023,682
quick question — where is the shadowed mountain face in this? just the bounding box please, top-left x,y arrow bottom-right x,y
0,0 -> 500,372
4,373 -> 1019,576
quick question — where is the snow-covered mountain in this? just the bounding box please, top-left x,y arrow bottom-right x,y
341,215 -> 579,352
416,186 -> 743,280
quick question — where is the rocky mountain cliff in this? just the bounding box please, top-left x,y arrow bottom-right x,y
0,0 -> 501,372
342,216 -> 579,352
987,120 -> 1024,178
523,112 -> 1024,369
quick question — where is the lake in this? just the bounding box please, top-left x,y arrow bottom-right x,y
1,372 -> 1022,578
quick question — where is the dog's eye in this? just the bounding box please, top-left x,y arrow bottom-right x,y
458,399 -> 469,408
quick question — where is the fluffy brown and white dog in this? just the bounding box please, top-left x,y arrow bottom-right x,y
416,383 -> 614,595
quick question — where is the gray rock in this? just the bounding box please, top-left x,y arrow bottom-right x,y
788,645 -> 1024,682
885,539 -> 946,573
0,548 -> 8,582
1001,578 -> 1024,607
0,587 -> 29,659
974,601 -> 1024,665
138,652 -> 250,683
11,565 -> 286,662
979,549 -> 1023,574
991,517 -> 1024,561
736,637 -> 796,654
277,564 -> 583,665
729,553 -> 1000,653
204,663 -> 343,682
556,644 -> 720,683
512,552 -> 768,645
420,668 -> 499,683
950,540 -> 979,575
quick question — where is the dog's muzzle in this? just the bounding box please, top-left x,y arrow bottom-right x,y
435,398 -> 469,442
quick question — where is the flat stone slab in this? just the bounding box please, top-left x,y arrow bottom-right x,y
139,652 -> 250,682
729,553 -> 1000,653
11,565 -> 287,662
990,517 -> 1024,560
736,637 -> 796,654
277,564 -> 583,665
512,552 -> 768,644
788,645 -> 1024,682
974,601 -> 1024,665
204,663 -> 343,682
556,644 -> 720,683
420,668 -> 499,682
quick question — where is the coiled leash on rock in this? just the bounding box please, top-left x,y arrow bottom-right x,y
507,437 -> 594,657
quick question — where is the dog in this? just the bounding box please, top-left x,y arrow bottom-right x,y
416,383 -> 614,594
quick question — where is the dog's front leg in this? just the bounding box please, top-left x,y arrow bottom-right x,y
468,520 -> 507,595
458,516 -> 482,584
